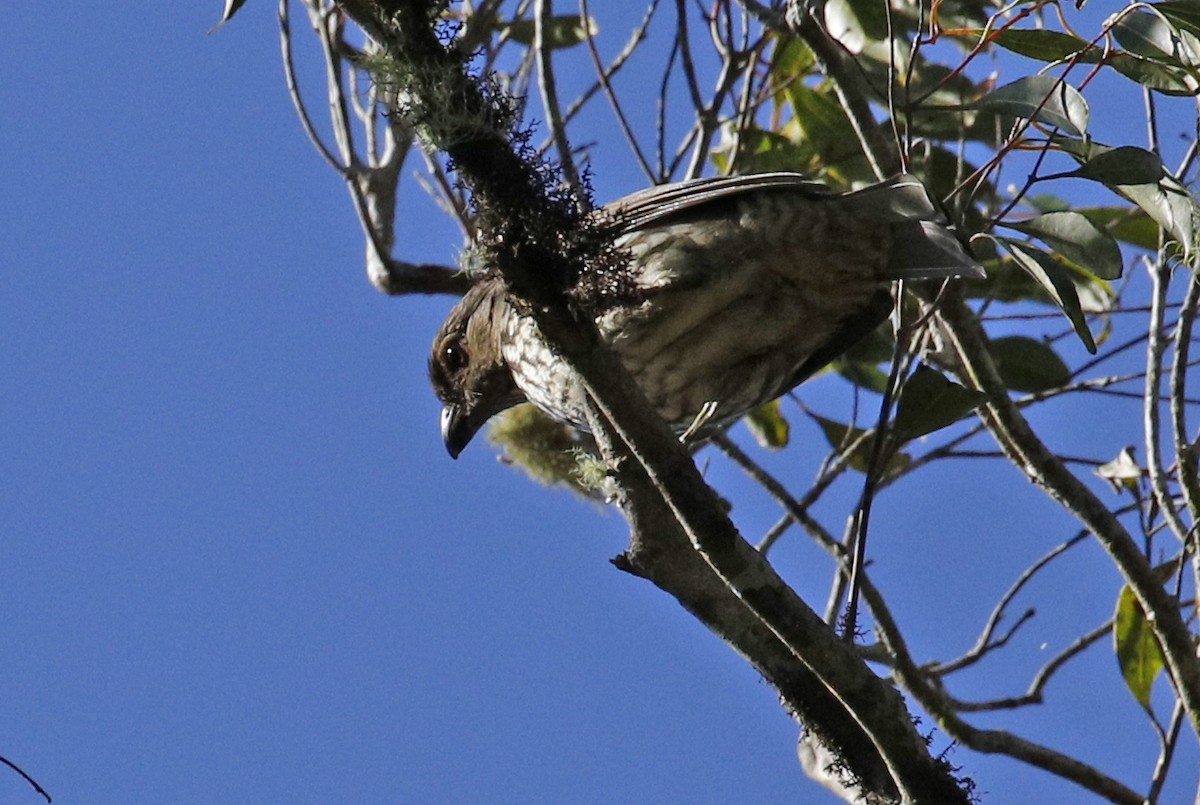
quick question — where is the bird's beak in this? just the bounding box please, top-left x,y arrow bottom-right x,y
440,403 -> 480,459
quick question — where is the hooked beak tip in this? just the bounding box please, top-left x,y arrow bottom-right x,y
440,404 -> 473,459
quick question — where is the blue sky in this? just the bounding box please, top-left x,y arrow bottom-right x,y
2,5 -> 1196,804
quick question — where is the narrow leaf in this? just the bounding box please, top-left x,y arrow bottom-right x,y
833,327 -> 895,394
1159,2 -> 1200,37
975,75 -> 1089,136
1026,193 -> 1071,213
1108,52 -> 1200,95
1113,585 -> 1165,710
785,84 -> 872,180
1055,138 -> 1198,255
988,28 -> 1095,62
998,238 -> 1098,353
834,359 -> 890,393
893,366 -> 986,442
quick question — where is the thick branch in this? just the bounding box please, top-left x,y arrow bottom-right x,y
340,1 -> 973,800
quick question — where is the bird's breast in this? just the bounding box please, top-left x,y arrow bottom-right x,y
503,191 -> 894,431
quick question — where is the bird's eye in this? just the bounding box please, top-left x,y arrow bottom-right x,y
443,340 -> 468,372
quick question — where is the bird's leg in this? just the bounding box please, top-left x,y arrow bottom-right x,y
680,401 -> 720,443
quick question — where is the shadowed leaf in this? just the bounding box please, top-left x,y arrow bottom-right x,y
1056,139 -> 1198,255
1077,207 -> 1161,251
1069,146 -> 1165,186
996,238 -> 1098,353
894,366 -> 986,442
989,336 -> 1070,392
745,400 -> 790,449
1108,51 -> 1200,94
1116,174 -> 1197,258
1006,211 -> 1124,280
811,414 -> 910,477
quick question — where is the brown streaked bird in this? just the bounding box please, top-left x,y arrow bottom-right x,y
430,173 -> 983,458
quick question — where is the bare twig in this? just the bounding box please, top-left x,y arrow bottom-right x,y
1145,259 -> 1191,544
534,0 -> 585,199
930,531 -> 1090,676
0,754 -> 51,804
579,0 -> 656,179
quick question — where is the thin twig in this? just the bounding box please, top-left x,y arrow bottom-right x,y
579,0 -> 656,179
930,530 -> 1090,676
534,0 -> 585,200
0,754 -> 51,803
1145,258 -> 1191,544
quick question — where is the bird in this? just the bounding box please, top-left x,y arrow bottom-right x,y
429,173 -> 983,458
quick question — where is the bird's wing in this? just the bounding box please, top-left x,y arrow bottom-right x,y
603,172 -> 835,233
605,173 -> 983,280
604,172 -> 984,282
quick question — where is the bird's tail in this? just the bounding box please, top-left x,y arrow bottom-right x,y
839,175 -> 985,281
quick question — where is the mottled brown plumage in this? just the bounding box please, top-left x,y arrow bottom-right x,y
430,173 -> 982,457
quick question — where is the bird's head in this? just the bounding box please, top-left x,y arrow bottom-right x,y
429,277 -> 526,458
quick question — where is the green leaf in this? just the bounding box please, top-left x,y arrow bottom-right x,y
1054,138 -> 1198,255
825,0 -> 891,44
975,75 -> 1089,136
989,28 -> 1096,62
501,15 -> 598,48
711,126 -> 812,175
1006,211 -> 1124,280
1077,207 -> 1161,251
744,400 -> 790,449
1159,2 -> 1200,37
1108,52 -> 1200,95
1026,193 -> 1071,213
1069,145 -> 1165,186
814,414 -> 865,454
1114,584 -> 1165,710
768,36 -> 816,102
1116,173 -> 1197,258
997,237 -> 1098,353
834,360 -> 890,393
1112,9 -> 1197,65
893,366 -> 986,442
988,336 -> 1070,392
784,84 -> 873,181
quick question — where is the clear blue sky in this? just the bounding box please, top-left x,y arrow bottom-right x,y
2,5 -> 1195,804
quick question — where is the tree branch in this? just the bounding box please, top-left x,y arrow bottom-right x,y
337,1 -> 974,800
935,289 -> 1200,735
